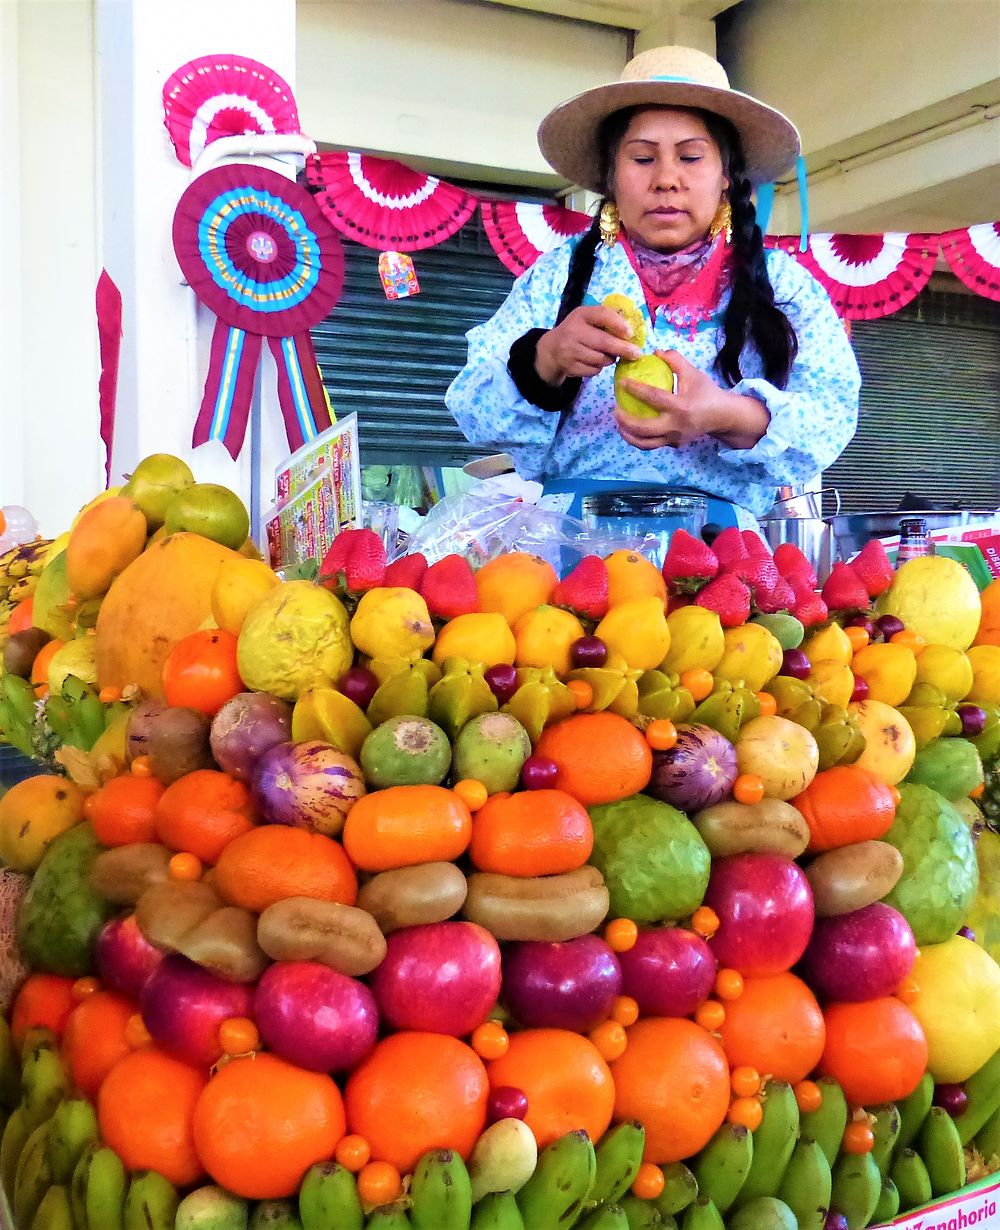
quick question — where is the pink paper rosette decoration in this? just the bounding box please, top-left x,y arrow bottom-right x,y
305,152 -> 478,251
163,54 -> 302,168
940,222 -> 1000,301
766,232 -> 937,320
481,201 -> 593,275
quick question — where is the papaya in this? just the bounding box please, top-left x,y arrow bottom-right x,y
66,496 -> 148,600
95,532 -> 240,696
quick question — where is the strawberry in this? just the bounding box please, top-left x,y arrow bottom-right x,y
420,553 -> 480,619
552,555 -> 610,620
793,589 -> 829,627
709,526 -> 749,567
384,552 -> 428,591
694,574 -> 752,628
756,573 -> 796,614
661,530 -> 719,593
851,539 -> 894,598
821,562 -> 870,612
741,530 -> 772,559
728,554 -> 780,589
319,527 -> 386,593
773,543 -> 818,589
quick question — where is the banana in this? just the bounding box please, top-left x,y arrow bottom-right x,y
1,1105 -> 32,1199
953,1049 -> 1000,1145
20,1041 -> 68,1131
29,1183 -> 74,1230
470,1191 -> 526,1230
890,1148 -> 933,1212
654,1162 -> 698,1217
469,1117 -> 537,1203
516,1129 -> 596,1230
409,1148 -> 472,1230
69,1141 -> 97,1230
589,1121 -> 646,1208
575,1205 -> 629,1229
46,1096 -> 98,1184
678,1195 -> 724,1230
619,1194 -> 669,1228
0,1016 -> 21,1111
872,1175 -> 900,1224
123,1169 -> 179,1230
248,1200 -> 304,1229
799,1077 -> 848,1169
298,1161 -> 362,1230
918,1105 -> 967,1197
896,1071 -> 935,1152
868,1102 -> 901,1176
83,1144 -> 127,1230
176,1184 -> 250,1230
691,1122 -> 752,1215
776,1135 -> 832,1230
363,1204 -> 411,1230
727,1196 -> 798,1229
830,1151 -> 881,1230
731,1079 -> 799,1207
975,1104 -> 1000,1162
13,1117 -> 55,1230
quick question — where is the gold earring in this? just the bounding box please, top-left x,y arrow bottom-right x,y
709,199 -> 732,243
599,201 -> 620,247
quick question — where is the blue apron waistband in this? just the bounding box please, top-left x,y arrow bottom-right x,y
541,479 -> 748,531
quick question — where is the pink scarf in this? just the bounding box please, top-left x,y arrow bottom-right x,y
620,230 -> 732,335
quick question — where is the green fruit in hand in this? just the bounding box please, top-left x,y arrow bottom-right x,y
602,293 -> 647,348
615,355 -> 675,419
164,484 -> 250,551
123,454 -> 194,530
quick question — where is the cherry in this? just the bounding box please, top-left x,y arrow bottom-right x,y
877,614 -> 906,640
781,649 -> 811,680
486,1086 -> 528,1123
957,704 -> 987,737
845,614 -> 876,638
570,636 -> 608,668
520,756 -> 559,790
484,664 -> 519,704
933,1083 -> 970,1118
337,666 -> 379,710
850,675 -> 870,703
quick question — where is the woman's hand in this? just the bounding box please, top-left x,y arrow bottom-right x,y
534,306 -> 643,385
614,349 -> 770,451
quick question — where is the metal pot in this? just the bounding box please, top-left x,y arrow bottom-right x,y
829,510 -> 999,561
761,515 -> 838,583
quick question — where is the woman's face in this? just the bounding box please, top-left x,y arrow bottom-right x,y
611,107 -> 729,251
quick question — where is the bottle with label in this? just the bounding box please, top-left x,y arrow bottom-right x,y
897,516 -> 933,565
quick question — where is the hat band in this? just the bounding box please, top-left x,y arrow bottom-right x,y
650,74 -> 699,84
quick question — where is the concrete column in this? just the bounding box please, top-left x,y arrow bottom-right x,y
634,1 -> 718,55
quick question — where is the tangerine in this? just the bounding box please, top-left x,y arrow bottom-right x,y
154,770 -> 257,864
717,972 -> 826,1084
61,990 -> 133,1098
486,1028 -> 615,1150
86,774 -> 164,847
473,553 -> 558,628
193,1053 -> 345,1199
161,629 -> 244,717
604,550 -> 667,607
8,598 -> 33,636
534,712 -> 652,806
344,1032 -> 488,1172
820,997 -> 929,1105
213,825 -> 357,912
469,788 -> 593,877
792,764 -> 897,853
342,784 -> 472,872
10,974 -> 75,1050
610,1017 -> 730,1163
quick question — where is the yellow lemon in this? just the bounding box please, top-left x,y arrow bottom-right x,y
0,776 -> 87,872
210,557 -> 281,635
514,605 -> 586,676
595,596 -> 671,672
432,612 -> 517,668
713,623 -> 783,693
910,935 -> 1000,1083
291,687 -> 373,760
349,587 -> 435,661
802,621 -> 854,667
848,699 -> 916,785
238,580 -> 353,701
878,556 -> 981,650
661,605 -> 725,674
807,659 -> 856,709
851,642 -> 918,707
966,644 -> 1000,706
911,643 -> 974,705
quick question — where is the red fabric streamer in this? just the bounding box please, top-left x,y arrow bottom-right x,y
95,270 -> 123,485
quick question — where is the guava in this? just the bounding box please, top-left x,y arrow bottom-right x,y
614,355 -> 674,419
588,793 -> 711,923
123,453 -> 194,529
905,736 -> 984,801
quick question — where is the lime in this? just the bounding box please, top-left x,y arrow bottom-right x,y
878,556 -> 982,650
164,483 -> 250,551
123,454 -> 194,529
910,934 -> 1000,1082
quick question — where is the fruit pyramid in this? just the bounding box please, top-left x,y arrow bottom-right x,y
0,458 -> 999,1230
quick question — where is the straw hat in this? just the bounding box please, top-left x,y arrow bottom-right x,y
538,45 -> 800,191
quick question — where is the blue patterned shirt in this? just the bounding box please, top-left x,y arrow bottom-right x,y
445,239 -> 860,519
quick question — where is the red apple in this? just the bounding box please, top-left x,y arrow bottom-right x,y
800,903 -> 916,1001
705,853 -> 814,976
95,913 -> 165,999
502,937 -> 621,1031
618,927 -> 717,1017
254,961 -> 379,1072
139,955 -> 253,1066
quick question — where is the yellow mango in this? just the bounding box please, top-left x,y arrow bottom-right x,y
713,623 -> 783,693
432,612 -> 516,668
802,621 -> 854,667
851,642 -> 918,707
66,496 -> 148,600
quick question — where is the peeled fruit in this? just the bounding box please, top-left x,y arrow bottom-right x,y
238,580 -> 353,701
849,700 -> 916,785
349,587 -> 435,660
909,935 -> 1000,1083
45,639 -> 97,694
360,716 -> 452,788
602,293 -> 646,347
122,453 -> 194,530
210,557 -> 280,634
67,496 -> 148,600
614,354 -> 673,418
164,483 -> 250,551
713,623 -> 783,693
594,596 -> 670,672
451,711 -> 531,795
878,556 -> 982,650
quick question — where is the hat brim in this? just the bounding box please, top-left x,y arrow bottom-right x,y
538,79 -> 800,191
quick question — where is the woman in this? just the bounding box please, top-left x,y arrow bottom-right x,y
446,45 -> 860,531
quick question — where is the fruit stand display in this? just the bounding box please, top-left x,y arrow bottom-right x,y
0,457 -> 999,1230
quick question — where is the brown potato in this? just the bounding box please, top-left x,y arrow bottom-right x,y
806,840 -> 905,916
135,881 -> 222,950
89,842 -> 172,905
257,897 -> 387,975
692,798 -> 811,859
463,867 -> 609,941
357,862 -> 468,933
177,906 -> 270,983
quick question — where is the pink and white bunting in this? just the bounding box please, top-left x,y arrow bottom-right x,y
480,201 -> 593,276
940,222 -> 1000,301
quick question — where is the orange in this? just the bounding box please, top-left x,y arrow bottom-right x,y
30,638 -> 65,695
792,764 -> 897,853
344,1033 -> 488,1172
534,712 -> 653,806
10,974 -> 76,1051
213,825 -> 357,912
975,578 -> 1000,646
474,553 -> 558,628
604,550 -> 666,607
8,597 -> 34,636
85,774 -> 164,847
154,769 -> 257,863
469,788 -> 593,877
61,990 -> 133,1098
97,1046 -> 207,1186
342,784 -> 472,872
717,972 -> 826,1084
610,1017 -> 730,1163
820,998 -> 929,1106
194,1053 -> 345,1199
486,1028 -> 615,1150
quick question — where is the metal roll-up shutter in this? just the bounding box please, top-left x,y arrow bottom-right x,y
828,289 -> 1000,512
310,212 -> 516,468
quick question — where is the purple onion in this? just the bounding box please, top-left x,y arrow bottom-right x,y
957,705 -> 987,737
800,903 -> 916,1001
825,1215 -> 849,1230
877,614 -> 906,640
850,675 -> 870,703
139,955 -> 254,1066
846,615 -> 877,637
484,664 -> 519,704
521,755 -> 559,790
933,1083 -> 970,1117
502,937 -> 621,1031
337,667 -> 379,710
959,926 -> 977,942
571,636 -> 608,668
487,1086 -> 528,1123
209,691 -> 292,781
781,649 -> 811,680
95,914 -> 164,999
647,723 -> 738,812
252,739 -> 366,835
618,927 -> 717,1017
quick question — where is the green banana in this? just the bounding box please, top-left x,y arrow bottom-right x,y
20,1043 -> 68,1131
953,1049 -> 1000,1145
918,1105 -> 967,1197
896,1072 -> 935,1152
691,1122 -> 752,1215
516,1129 -> 596,1230
575,1205 -> 629,1229
618,1194 -> 668,1228
872,1175 -> 900,1224
589,1120 -> 646,1207
470,1191 -> 526,1230
123,1169 -> 179,1230
364,1204 -> 411,1230
654,1162 -> 697,1217
830,1151 -> 881,1230
890,1148 -> 933,1212
46,1096 -> 98,1184
0,1016 -> 21,1110
69,1141 -> 97,1230
409,1148 -> 472,1230
732,1079 -> 799,1206
29,1183 -> 74,1230
974,1103 -> 1000,1162
776,1135 -> 832,1230
298,1161 -> 362,1230
1,1105 -> 32,1199
13,1116 -> 55,1230
678,1195 -> 724,1230
799,1077 -> 849,1169
248,1200 -> 303,1229
176,1184 -> 250,1230
83,1145 -> 127,1230
868,1102 -> 901,1175
727,1196 -> 798,1229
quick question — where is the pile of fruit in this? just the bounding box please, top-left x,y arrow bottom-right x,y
0,455 -> 999,1230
